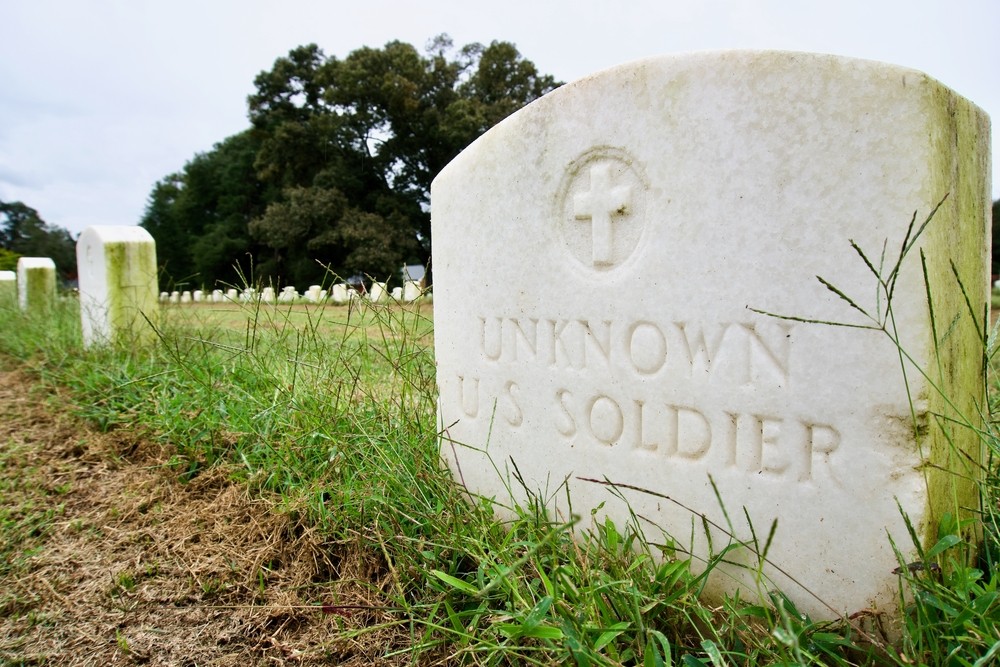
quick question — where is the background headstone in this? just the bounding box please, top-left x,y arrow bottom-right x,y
432,51 -> 990,620
369,281 -> 387,302
77,225 -> 159,347
16,257 -> 57,314
0,270 -> 16,305
331,284 -> 348,304
402,280 -> 422,302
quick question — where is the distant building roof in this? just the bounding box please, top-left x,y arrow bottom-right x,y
403,264 -> 425,282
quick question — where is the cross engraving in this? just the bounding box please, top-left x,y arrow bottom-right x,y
573,163 -> 633,266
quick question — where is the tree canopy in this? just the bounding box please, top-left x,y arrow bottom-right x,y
141,35 -> 560,289
0,201 -> 77,280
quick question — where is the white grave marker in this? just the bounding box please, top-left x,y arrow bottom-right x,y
16,257 -> 57,314
432,51 -> 990,620
0,270 -> 15,304
370,281 -> 388,302
402,280 -> 422,302
77,226 -> 159,347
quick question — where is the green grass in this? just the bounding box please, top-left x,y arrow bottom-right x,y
0,281 -> 998,665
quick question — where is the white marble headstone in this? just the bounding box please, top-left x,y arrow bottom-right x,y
432,51 -> 990,620
0,270 -> 15,304
369,281 -> 388,302
402,281 -> 422,302
16,257 -> 57,314
77,226 -> 159,347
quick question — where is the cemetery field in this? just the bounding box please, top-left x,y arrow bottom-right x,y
163,300 -> 435,341
0,295 -> 998,665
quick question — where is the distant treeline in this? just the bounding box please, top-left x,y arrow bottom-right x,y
0,201 -> 76,279
139,35 -> 561,291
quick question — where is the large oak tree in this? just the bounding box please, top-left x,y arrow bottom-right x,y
142,35 -> 559,289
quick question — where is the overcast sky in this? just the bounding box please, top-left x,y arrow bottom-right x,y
1,0 -> 996,236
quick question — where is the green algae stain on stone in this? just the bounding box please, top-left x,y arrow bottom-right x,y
77,226 -> 159,348
0,271 -> 15,308
17,258 -> 57,315
103,240 -> 159,346
912,76 -> 991,554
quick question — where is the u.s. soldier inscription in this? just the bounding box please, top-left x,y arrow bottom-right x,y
431,51 -> 989,622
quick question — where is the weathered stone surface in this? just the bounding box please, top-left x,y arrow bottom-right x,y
402,281 -> 422,302
77,226 -> 159,347
432,51 -> 990,620
0,270 -> 15,305
16,257 -> 57,314
370,281 -> 387,302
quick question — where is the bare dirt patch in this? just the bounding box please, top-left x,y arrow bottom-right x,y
0,363 -> 416,666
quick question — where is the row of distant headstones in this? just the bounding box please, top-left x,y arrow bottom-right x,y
1,227 -> 431,352
160,281 -> 429,305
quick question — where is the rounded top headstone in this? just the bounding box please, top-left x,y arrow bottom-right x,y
17,257 -> 56,270
79,225 -> 155,244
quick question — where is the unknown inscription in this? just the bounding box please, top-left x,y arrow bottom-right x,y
450,314 -> 839,483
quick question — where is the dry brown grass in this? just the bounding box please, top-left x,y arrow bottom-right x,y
0,363 -> 424,666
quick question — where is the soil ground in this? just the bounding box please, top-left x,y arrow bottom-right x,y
0,361 -> 416,666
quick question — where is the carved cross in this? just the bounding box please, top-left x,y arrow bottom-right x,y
573,163 -> 632,266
